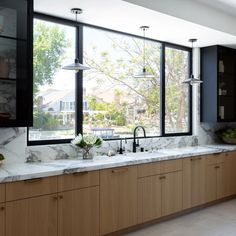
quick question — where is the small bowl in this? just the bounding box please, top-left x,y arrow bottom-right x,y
222,137 -> 236,144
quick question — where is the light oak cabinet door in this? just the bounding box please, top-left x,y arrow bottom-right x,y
0,203 -> 5,236
0,184 -> 5,203
138,175 -> 162,223
162,171 -> 183,216
205,164 -> 218,202
223,152 -> 236,197
205,163 -> 226,202
6,194 -> 58,236
100,166 -> 138,235
183,157 -> 206,209
58,186 -> 99,236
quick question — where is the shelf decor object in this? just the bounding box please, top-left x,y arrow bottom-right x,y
216,127 -> 236,144
63,8 -> 90,71
182,39 -> 203,85
134,26 -> 155,78
71,133 -> 103,159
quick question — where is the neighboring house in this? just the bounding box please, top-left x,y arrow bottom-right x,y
37,88 -> 90,126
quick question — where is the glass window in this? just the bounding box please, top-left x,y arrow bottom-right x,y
28,19 -> 76,141
28,17 -> 192,144
83,26 -> 161,139
165,46 -> 190,134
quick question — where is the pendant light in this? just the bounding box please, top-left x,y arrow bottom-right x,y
134,26 -> 155,78
62,8 -> 90,71
182,39 -> 202,85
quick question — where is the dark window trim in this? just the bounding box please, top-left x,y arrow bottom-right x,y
27,13 -> 193,146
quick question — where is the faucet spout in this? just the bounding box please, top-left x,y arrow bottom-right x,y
133,125 -> 146,153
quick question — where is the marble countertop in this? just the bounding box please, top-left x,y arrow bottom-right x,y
1,144 -> 236,183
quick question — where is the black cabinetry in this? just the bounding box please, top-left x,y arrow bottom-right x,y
0,0 -> 33,126
201,45 -> 236,122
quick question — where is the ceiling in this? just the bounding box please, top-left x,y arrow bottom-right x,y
34,0 -> 236,48
196,0 -> 236,17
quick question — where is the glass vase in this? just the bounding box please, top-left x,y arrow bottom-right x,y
82,148 -> 94,160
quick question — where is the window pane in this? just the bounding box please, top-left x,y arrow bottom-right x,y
28,19 -> 76,141
83,27 -> 161,139
165,47 -> 190,134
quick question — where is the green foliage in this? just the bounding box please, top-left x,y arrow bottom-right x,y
220,128 -> 236,139
33,21 -> 68,95
33,111 -> 59,130
0,154 -> 5,161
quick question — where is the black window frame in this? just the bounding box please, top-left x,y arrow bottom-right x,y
27,13 -> 192,146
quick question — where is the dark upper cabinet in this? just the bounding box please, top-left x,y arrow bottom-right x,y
0,0 -> 33,127
201,45 -> 236,122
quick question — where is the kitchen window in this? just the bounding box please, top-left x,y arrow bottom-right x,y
28,14 -> 192,145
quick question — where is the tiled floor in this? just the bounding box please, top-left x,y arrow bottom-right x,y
125,199 -> 236,236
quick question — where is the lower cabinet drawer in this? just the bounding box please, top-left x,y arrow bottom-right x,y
160,159 -> 183,173
58,170 -> 99,192
138,162 -> 161,178
206,153 -> 225,165
6,176 -> 58,201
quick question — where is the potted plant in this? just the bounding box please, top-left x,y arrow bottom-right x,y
71,133 -> 103,159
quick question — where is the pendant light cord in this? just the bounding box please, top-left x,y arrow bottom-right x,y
143,28 -> 146,68
75,11 -> 78,22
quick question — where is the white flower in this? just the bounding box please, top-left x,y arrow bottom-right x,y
71,134 -> 82,145
71,133 -> 103,149
83,134 -> 97,145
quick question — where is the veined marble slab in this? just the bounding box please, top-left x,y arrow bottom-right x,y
0,145 -> 236,183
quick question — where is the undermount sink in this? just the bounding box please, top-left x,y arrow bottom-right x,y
125,151 -> 166,159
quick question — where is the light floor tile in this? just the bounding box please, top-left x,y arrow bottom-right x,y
125,199 -> 236,236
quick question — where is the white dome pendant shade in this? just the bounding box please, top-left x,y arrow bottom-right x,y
63,58 -> 90,71
182,39 -> 202,85
182,74 -> 203,85
62,8 -> 90,72
134,67 -> 155,78
134,26 -> 155,79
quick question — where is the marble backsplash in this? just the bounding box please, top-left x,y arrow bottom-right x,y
25,135 -> 198,163
0,122 -> 234,163
198,122 -> 236,145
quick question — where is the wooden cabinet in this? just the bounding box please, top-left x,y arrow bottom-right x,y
0,203 -> 5,236
58,171 -> 99,192
223,152 -> 236,196
6,176 -> 57,201
100,166 -> 138,235
138,175 -> 161,223
183,156 -> 206,209
201,45 -> 236,122
138,159 -> 183,223
0,0 -> 33,127
6,194 -> 58,236
1,152 -> 236,236
205,153 -> 226,202
0,184 -> 5,203
58,186 -> 99,236
161,171 -> 183,216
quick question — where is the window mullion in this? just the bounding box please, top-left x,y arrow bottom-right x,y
160,43 -> 166,136
75,24 -> 83,135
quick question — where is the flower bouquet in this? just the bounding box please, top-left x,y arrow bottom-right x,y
71,134 -> 103,159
